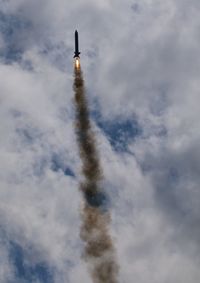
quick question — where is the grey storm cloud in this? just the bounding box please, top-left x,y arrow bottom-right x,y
0,0 -> 200,282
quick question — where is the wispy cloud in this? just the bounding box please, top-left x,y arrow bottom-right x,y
0,0 -> 200,282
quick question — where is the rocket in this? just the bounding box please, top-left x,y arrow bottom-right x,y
74,30 -> 81,58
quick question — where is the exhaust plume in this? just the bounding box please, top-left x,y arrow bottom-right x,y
73,62 -> 119,283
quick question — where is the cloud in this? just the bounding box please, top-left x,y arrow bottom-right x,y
0,0 -> 200,282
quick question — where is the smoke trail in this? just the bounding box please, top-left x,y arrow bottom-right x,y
73,62 -> 119,283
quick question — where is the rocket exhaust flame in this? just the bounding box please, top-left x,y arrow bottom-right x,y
75,58 -> 80,69
73,64 -> 119,283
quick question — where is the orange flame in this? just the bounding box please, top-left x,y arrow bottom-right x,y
75,58 -> 80,69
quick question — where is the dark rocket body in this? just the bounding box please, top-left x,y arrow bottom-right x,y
74,30 -> 81,58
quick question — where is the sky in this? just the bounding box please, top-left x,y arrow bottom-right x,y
0,0 -> 200,282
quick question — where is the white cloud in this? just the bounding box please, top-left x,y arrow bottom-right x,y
0,0 -> 200,282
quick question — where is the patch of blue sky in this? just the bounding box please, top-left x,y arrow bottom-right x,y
9,241 -> 54,283
0,11 -> 31,63
51,154 -> 75,177
92,105 -> 142,152
13,120 -> 75,178
15,127 -> 43,146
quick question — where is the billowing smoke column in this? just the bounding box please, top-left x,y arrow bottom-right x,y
73,61 -> 119,283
